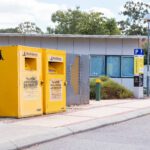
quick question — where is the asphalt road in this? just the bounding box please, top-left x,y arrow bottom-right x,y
25,115 -> 150,150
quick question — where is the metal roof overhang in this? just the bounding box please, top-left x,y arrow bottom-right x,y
0,33 -> 147,40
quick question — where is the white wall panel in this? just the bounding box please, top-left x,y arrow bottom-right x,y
112,78 -> 122,84
74,38 -> 90,54
8,37 -> 25,45
90,38 -> 106,55
41,37 -> 57,49
122,78 -> 134,92
58,38 -> 74,53
123,39 -> 139,55
106,39 -> 122,55
0,37 -> 9,45
24,37 -> 41,47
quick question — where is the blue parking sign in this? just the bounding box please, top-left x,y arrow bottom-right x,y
134,49 -> 144,55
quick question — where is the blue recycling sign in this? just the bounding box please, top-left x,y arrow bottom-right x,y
134,49 -> 144,56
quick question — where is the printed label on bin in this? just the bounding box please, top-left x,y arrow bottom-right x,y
23,76 -> 40,100
22,51 -> 38,57
50,79 -> 62,101
49,56 -> 63,62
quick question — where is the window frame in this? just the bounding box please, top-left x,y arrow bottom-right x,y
106,55 -> 121,78
89,54 -> 134,78
89,55 -> 106,77
121,56 -> 134,78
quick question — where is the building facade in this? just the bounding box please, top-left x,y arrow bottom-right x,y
0,34 -> 146,92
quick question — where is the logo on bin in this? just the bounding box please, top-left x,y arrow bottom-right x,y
0,50 -> 4,61
49,56 -> 63,62
22,51 -> 38,57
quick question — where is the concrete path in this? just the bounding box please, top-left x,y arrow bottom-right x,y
1,99 -> 150,150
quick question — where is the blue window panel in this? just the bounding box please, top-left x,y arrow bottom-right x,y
121,56 -> 134,77
90,56 -> 105,76
107,56 -> 121,77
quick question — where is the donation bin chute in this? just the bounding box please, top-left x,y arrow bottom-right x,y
0,45 -> 43,118
43,49 -> 66,114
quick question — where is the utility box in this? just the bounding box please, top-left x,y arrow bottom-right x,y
0,45 -> 43,118
43,49 -> 66,114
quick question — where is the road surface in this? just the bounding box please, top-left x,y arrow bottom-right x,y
25,115 -> 150,150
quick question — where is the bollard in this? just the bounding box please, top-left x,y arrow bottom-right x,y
96,79 -> 101,101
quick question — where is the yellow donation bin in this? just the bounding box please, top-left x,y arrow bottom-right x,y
0,45 -> 43,118
43,49 -> 66,114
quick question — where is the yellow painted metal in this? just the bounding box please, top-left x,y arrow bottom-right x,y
134,56 -> 144,75
0,45 -> 43,118
43,49 -> 66,114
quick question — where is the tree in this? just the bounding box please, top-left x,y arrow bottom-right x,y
46,27 -> 55,34
47,7 -> 120,35
141,41 -> 150,65
104,18 -> 120,35
119,1 -> 150,35
0,28 -> 19,33
17,21 -> 43,34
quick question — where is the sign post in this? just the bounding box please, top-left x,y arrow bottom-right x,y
134,49 -> 144,98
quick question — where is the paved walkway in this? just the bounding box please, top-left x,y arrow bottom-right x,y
1,99 -> 150,150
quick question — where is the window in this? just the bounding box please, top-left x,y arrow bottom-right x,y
90,56 -> 105,76
90,55 -> 134,78
106,56 -> 121,77
121,56 -> 134,77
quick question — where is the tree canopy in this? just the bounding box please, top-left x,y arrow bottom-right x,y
47,7 -> 120,35
0,21 -> 43,34
0,28 -> 19,33
17,21 -> 43,34
119,1 -> 150,35
0,1 -> 150,35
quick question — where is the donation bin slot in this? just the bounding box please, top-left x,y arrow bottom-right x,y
25,57 -> 37,71
48,61 -> 64,74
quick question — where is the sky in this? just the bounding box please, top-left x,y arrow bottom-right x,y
0,0 -> 149,32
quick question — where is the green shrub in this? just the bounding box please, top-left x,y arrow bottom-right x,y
99,76 -> 109,82
90,76 -> 134,99
101,79 -> 133,99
